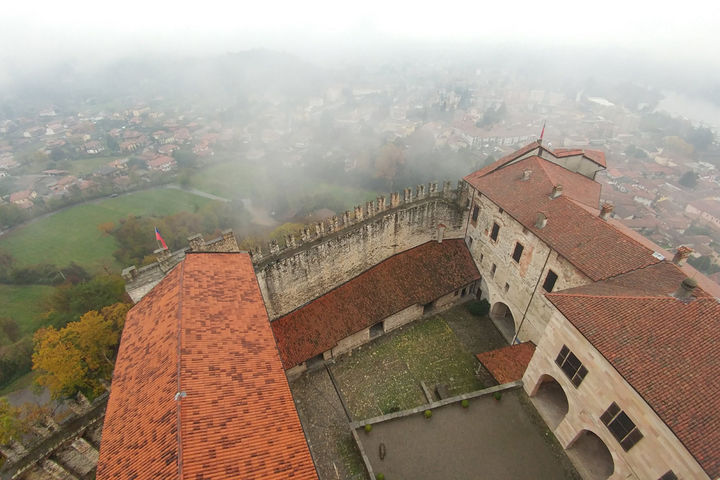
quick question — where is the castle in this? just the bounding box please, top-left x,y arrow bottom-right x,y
100,141 -> 719,480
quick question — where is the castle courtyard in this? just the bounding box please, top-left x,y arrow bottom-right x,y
289,305 -> 580,480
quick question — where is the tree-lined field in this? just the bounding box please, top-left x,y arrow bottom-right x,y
0,187 -> 217,273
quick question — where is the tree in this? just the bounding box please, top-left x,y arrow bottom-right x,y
374,144 -> 405,190
0,398 -> 22,445
678,171 -> 698,188
32,303 -> 126,399
687,255 -> 720,275
685,126 -> 714,152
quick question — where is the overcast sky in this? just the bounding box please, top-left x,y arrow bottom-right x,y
1,0 -> 718,70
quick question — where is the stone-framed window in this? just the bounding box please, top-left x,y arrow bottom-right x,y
600,402 -> 644,451
542,269 -> 558,292
658,471 -> 677,480
471,205 -> 480,223
490,222 -> 500,241
512,242 -> 524,262
504,282 -> 510,293
490,263 -> 497,277
555,345 -> 588,387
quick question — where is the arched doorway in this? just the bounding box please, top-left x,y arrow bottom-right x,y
566,430 -> 614,480
490,302 -> 515,343
530,375 -> 569,429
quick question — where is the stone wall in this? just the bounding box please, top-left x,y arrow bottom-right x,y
523,309 -> 710,480
254,182 -> 468,319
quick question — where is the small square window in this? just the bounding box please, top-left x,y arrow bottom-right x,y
498,207 -> 504,214
543,270 -> 558,292
504,283 -> 509,293
490,222 -> 500,241
512,243 -> 524,262
601,402 -> 643,451
490,263 -> 497,277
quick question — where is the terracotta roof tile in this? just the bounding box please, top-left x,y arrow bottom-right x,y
465,156 -> 660,281
97,253 -> 317,480
547,262 -> 720,478
272,239 -> 480,369
476,342 -> 536,384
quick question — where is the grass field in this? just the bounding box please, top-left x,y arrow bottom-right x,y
64,156 -> 120,176
331,314 -> 484,419
189,161 -> 262,197
0,284 -> 55,340
0,187 -> 217,273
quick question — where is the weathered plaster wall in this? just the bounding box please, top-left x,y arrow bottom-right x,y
464,186 -> 592,344
523,310 -> 709,480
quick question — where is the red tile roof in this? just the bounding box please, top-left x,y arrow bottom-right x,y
465,156 -> 660,281
547,262 -> 720,478
554,148 -> 607,167
272,239 -> 480,369
476,342 -> 536,384
97,253 -> 317,480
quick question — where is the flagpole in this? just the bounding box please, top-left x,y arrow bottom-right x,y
154,226 -> 162,250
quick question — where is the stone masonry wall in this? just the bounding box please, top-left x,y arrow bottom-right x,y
254,182 -> 469,319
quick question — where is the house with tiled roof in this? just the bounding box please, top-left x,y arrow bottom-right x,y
462,141 -> 718,479
97,253 -> 318,480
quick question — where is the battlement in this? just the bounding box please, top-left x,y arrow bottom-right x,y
251,180 -> 467,266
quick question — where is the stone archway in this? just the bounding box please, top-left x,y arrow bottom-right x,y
566,430 -> 615,480
490,302 -> 515,343
529,374 -> 569,430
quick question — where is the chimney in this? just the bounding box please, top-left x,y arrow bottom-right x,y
535,212 -> 547,229
550,185 -> 563,199
673,277 -> 698,301
437,223 -> 446,243
599,203 -> 614,220
522,169 -> 532,181
673,246 -> 693,265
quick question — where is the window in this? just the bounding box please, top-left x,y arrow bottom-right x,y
498,207 -> 504,214
658,472 -> 678,480
472,205 -> 480,222
454,289 -> 459,296
555,345 -> 588,387
479,253 -> 484,263
512,242 -> 524,262
504,283 -> 509,293
466,236 -> 473,248
543,270 -> 558,292
490,263 -> 497,277
490,222 -> 500,241
601,402 -> 644,451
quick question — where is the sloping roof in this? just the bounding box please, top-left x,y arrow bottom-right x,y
547,262 -> 720,478
97,253 -> 317,480
554,148 -> 607,167
272,239 -> 480,369
472,141 -> 542,178
465,156 -> 660,281
476,342 -> 536,384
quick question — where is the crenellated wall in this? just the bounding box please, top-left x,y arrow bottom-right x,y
253,181 -> 469,319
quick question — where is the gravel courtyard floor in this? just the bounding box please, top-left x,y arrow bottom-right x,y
357,389 -> 581,480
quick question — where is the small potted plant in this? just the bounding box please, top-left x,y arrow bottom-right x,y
493,392 -> 502,401
424,409 -> 432,419
461,399 -> 469,408
376,474 -> 385,480
364,424 -> 372,433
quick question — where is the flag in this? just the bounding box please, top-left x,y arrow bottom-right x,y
155,227 -> 168,250
540,122 -> 546,142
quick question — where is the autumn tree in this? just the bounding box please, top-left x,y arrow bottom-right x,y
32,302 -> 128,400
0,398 -> 22,445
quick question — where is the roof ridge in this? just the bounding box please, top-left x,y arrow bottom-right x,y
547,291 -> 712,302
175,260 -> 185,480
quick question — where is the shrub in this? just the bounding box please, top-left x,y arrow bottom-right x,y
376,474 -> 385,480
424,409 -> 432,419
461,399 -> 469,408
467,299 -> 490,316
364,424 -> 372,433
493,392 -> 502,401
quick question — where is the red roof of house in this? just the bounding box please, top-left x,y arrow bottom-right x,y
554,148 -> 607,167
97,253 -> 317,480
272,239 -> 481,369
465,156 -> 660,281
547,262 -> 720,478
476,342 -> 536,384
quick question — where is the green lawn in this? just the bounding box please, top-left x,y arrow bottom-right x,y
189,162 -> 262,197
64,156 -> 121,176
0,188 -> 217,273
331,314 -> 484,420
0,284 -> 55,339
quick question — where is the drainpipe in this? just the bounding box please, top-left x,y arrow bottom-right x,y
512,247 -> 552,344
